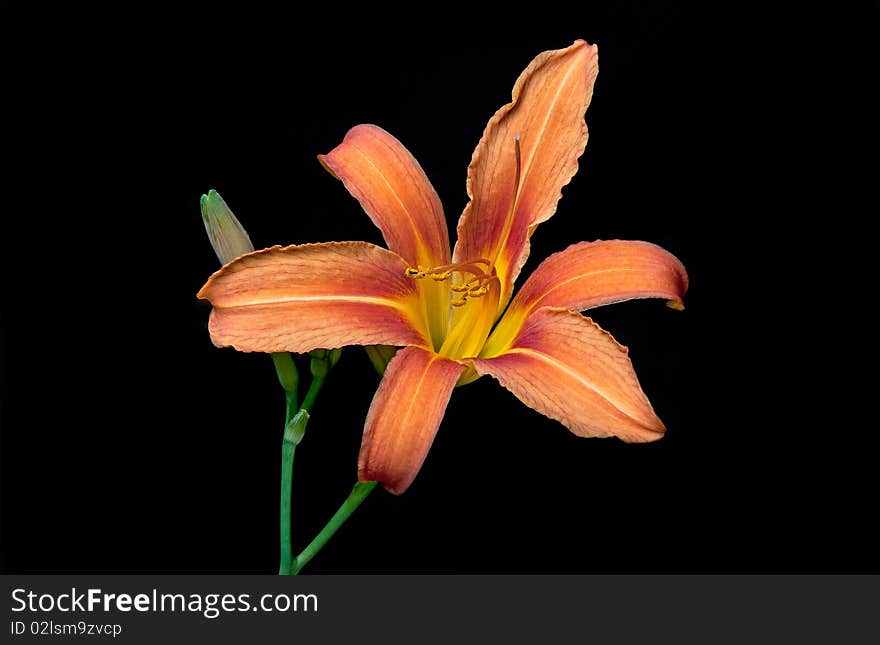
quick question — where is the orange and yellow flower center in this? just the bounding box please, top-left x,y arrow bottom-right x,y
400,135 -> 526,361
402,258 -> 500,361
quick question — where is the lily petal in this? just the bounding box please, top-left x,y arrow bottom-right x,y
454,40 -> 599,313
472,308 -> 665,443
359,346 -> 465,494
483,240 -> 688,356
319,124 -> 450,269
197,242 -> 430,353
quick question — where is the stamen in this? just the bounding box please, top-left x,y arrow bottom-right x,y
405,259 -> 491,282
405,258 -> 496,307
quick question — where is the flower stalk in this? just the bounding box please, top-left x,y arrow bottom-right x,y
291,481 -> 378,574
201,189 -> 352,574
278,350 -> 344,574
278,409 -> 308,575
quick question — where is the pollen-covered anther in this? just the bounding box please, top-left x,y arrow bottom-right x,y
406,258 -> 495,307
404,265 -> 428,278
406,259 -> 491,282
449,277 -> 492,307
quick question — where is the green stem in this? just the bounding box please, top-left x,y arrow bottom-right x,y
299,375 -> 326,412
273,351 -> 301,575
276,349 -> 340,575
292,481 -> 378,574
278,410 -> 309,575
278,441 -> 296,574
277,351 -> 331,575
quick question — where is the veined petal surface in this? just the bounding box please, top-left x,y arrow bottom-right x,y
484,240 -> 688,355
472,308 -> 665,443
319,124 -> 450,269
358,346 -> 465,494
454,40 -> 599,313
198,242 -> 430,353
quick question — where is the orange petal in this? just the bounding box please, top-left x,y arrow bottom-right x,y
319,124 -> 450,269
197,242 -> 430,353
454,40 -> 599,313
472,308 -> 665,443
358,346 -> 465,494
484,240 -> 688,355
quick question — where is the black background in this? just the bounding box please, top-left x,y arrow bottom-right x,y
2,6 -> 877,573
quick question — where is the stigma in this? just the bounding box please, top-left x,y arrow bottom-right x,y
405,258 -> 495,307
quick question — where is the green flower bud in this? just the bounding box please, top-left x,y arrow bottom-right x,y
364,345 -> 398,376
309,349 -> 329,380
200,189 -> 254,265
283,409 -> 309,446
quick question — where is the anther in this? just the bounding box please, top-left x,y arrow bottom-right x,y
405,258 -> 495,307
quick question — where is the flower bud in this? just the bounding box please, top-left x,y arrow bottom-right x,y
364,345 -> 398,376
309,349 -> 330,380
283,409 -> 309,446
200,189 -> 254,265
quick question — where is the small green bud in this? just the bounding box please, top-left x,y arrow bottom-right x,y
329,348 -> 343,367
283,409 -> 309,446
200,189 -> 254,265
271,352 -> 299,397
309,349 -> 330,380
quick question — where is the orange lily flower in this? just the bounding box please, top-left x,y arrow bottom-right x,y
198,40 -> 688,494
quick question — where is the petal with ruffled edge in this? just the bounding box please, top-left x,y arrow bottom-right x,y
472,308 -> 665,443
483,240 -> 688,356
319,124 -> 450,269
453,40 -> 599,314
197,242 -> 430,353
319,125 -> 452,345
359,346 -> 465,494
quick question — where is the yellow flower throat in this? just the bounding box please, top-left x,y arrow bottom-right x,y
405,258 -> 500,361
404,134 -> 521,361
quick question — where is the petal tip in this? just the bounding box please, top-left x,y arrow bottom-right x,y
568,39 -> 598,62
616,412 -> 666,443
317,153 -> 339,179
666,299 -> 686,311
633,422 -> 667,443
